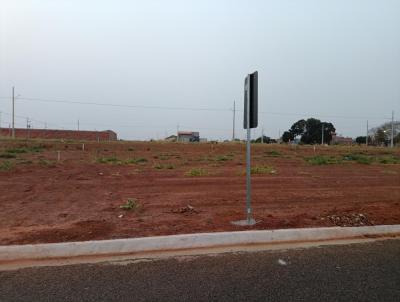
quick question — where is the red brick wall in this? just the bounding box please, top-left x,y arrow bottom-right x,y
0,128 -> 117,141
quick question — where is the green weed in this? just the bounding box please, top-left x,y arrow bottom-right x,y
120,198 -> 141,211
154,163 -> 175,170
250,165 -> 277,175
38,159 -> 56,167
0,161 -> 13,171
264,150 -> 281,157
185,168 -> 208,176
377,155 -> 400,164
0,153 -> 16,159
342,154 -> 373,165
125,157 -> 148,165
306,155 -> 341,165
97,157 -> 120,164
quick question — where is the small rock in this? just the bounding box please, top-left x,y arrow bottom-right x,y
278,259 -> 287,266
118,214 -> 124,218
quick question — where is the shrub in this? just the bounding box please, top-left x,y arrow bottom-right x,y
306,155 -> 340,165
342,154 -> 373,165
120,198 -> 141,211
38,159 -> 56,167
250,165 -> 277,175
125,157 -> 148,164
154,163 -> 175,170
185,168 -> 208,176
214,155 -> 231,161
0,153 -> 16,159
264,150 -> 281,157
6,146 -> 44,154
377,156 -> 400,164
97,157 -> 120,164
6,148 -> 27,154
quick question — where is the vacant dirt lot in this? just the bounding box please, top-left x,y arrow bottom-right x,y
0,139 -> 399,245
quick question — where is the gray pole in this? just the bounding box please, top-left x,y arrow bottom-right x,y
232,101 -> 236,141
12,86 -> 15,139
78,119 -> 80,131
261,126 -> 264,143
366,120 -> 369,147
390,111 -> 394,148
246,83 -> 252,224
321,123 -> 324,145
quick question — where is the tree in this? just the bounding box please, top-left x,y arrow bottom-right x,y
282,131 -> 293,143
255,136 -> 271,143
375,129 -> 387,145
289,119 -> 306,138
394,133 -> 400,146
356,136 -> 372,145
286,118 -> 336,144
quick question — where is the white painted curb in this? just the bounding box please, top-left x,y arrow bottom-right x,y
1,225 -> 399,262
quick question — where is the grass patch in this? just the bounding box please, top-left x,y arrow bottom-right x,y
0,153 -> 17,159
377,155 -> 400,164
120,198 -> 142,211
214,155 -> 232,161
342,154 -> 373,165
185,168 -> 208,176
0,161 -> 13,171
154,163 -> 175,170
38,159 -> 56,167
97,157 -> 148,165
264,150 -> 281,157
250,165 -> 277,175
97,156 -> 120,164
306,155 -> 341,165
6,146 -> 44,154
125,157 -> 148,165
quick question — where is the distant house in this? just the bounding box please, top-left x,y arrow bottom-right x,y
331,133 -> 353,145
177,131 -> 200,142
165,135 -> 177,142
0,128 -> 117,141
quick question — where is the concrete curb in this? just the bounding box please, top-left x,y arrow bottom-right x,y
1,225 -> 399,263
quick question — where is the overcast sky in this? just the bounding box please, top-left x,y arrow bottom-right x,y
1,0 -> 399,140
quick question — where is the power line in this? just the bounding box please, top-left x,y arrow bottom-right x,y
0,96 -> 230,112
0,95 -> 391,121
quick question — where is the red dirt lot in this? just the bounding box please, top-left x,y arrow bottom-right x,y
0,139 -> 399,245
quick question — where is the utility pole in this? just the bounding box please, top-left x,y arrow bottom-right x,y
12,86 -> 15,139
261,126 -> 264,143
390,111 -> 394,148
321,123 -> 324,145
232,100 -> 236,141
26,117 -> 31,139
78,119 -> 80,131
0,111 -> 2,129
366,120 -> 369,147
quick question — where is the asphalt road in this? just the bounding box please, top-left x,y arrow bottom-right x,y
1,239 -> 399,302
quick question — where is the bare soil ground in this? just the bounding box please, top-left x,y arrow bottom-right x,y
0,139 -> 399,245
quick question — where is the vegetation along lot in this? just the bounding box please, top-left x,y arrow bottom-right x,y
0,139 -> 399,245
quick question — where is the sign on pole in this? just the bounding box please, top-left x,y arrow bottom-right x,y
232,71 -> 258,226
244,72 -> 258,129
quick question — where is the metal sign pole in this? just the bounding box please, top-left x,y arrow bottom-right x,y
246,83 -> 252,224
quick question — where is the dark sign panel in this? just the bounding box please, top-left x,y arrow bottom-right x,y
243,71 -> 258,129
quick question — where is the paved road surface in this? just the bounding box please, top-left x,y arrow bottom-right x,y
1,239 -> 399,301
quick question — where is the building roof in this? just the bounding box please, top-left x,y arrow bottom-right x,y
178,131 -> 196,135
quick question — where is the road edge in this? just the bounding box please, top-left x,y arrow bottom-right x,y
1,225 -> 399,264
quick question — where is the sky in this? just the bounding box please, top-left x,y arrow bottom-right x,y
1,0 -> 399,140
